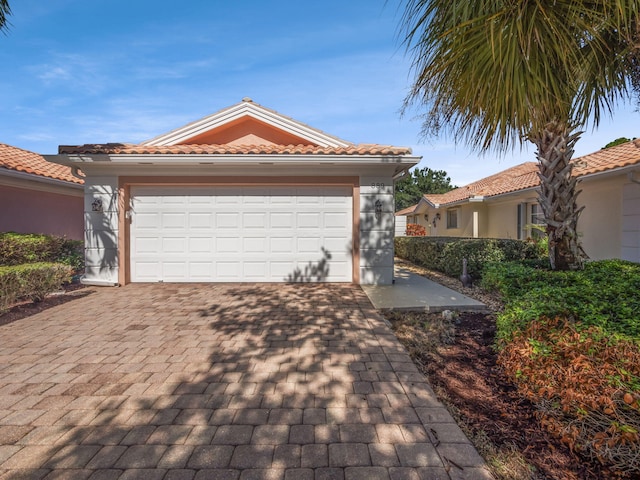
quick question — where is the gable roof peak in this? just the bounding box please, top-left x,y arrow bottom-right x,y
142,99 -> 352,148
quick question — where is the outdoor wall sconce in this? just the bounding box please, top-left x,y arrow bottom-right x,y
435,213 -> 441,221
91,198 -> 103,213
375,200 -> 383,221
424,214 -> 429,221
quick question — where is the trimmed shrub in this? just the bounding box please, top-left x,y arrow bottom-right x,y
395,236 -> 545,279
481,259 -> 640,345
0,232 -> 83,270
0,263 -> 73,312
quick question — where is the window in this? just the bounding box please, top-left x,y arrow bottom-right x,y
530,204 -> 545,238
446,209 -> 458,229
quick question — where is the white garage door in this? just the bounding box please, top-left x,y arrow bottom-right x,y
130,185 -> 353,282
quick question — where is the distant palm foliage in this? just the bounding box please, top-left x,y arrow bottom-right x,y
399,0 -> 640,270
0,0 -> 10,33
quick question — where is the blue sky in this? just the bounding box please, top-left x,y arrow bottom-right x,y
1,0 -> 638,186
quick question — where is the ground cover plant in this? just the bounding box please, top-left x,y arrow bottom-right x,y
480,259 -> 640,476
392,257 -> 640,477
481,259 -> 640,345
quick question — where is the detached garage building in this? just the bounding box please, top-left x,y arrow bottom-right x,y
47,99 -> 419,285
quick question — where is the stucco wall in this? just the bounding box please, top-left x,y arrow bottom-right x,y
0,184 -> 83,239
83,176 -> 119,285
360,175 -> 395,284
622,181 -> 640,263
577,175 -> 625,260
486,199 -> 522,239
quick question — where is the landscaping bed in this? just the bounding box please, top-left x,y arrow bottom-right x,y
388,259 -> 634,479
0,282 -> 91,327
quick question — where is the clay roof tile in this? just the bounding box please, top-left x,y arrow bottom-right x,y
0,143 -> 83,184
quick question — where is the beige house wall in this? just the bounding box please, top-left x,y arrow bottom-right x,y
576,174 -> 625,261
400,172 -> 640,263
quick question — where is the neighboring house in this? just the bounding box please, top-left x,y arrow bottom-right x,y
47,98 -> 419,286
396,138 -> 640,263
0,143 -> 84,240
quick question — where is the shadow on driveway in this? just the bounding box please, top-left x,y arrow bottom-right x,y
0,283 -> 489,479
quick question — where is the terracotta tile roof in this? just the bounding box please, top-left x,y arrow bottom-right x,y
572,138 -> 640,176
411,138 -> 640,209
423,162 -> 539,207
58,143 -> 412,156
394,204 -> 418,216
0,143 -> 83,185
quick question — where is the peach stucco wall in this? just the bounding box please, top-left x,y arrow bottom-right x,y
0,185 -> 83,240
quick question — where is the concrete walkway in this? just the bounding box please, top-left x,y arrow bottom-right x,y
0,283 -> 491,480
362,268 -> 487,312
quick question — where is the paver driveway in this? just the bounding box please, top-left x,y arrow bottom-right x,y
0,283 -> 490,480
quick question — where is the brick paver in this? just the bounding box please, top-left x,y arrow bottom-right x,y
0,283 -> 492,479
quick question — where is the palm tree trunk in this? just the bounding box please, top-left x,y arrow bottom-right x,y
531,123 -> 586,270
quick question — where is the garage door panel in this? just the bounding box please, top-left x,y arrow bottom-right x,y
135,212 -> 160,229
243,212 -> 267,228
162,237 -> 186,253
189,262 -> 214,279
323,236 -> 352,254
297,237 -> 320,253
270,213 -> 294,229
216,237 -> 241,253
189,212 -> 214,229
243,237 -> 267,253
324,212 -> 349,228
297,212 -> 321,228
244,262 -> 268,278
162,213 -> 187,229
270,237 -> 293,253
189,237 -> 213,253
216,213 -> 239,228
163,262 -> 188,280
217,262 -> 241,279
130,185 -> 352,282
133,261 -> 161,280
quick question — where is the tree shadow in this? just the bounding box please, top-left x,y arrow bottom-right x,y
0,282 -> 439,477
285,247 -> 332,283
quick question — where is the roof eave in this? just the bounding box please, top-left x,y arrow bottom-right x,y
46,153 -> 421,168
575,163 -> 640,182
0,166 -> 83,188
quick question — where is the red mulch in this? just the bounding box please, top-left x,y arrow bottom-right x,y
417,312 -> 613,479
0,283 -> 93,327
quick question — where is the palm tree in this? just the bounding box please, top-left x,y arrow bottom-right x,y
0,0 -> 11,33
399,0 -> 640,270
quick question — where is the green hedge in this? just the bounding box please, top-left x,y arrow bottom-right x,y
481,259 -> 640,345
395,236 -> 545,279
0,232 -> 83,270
0,262 -> 73,312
